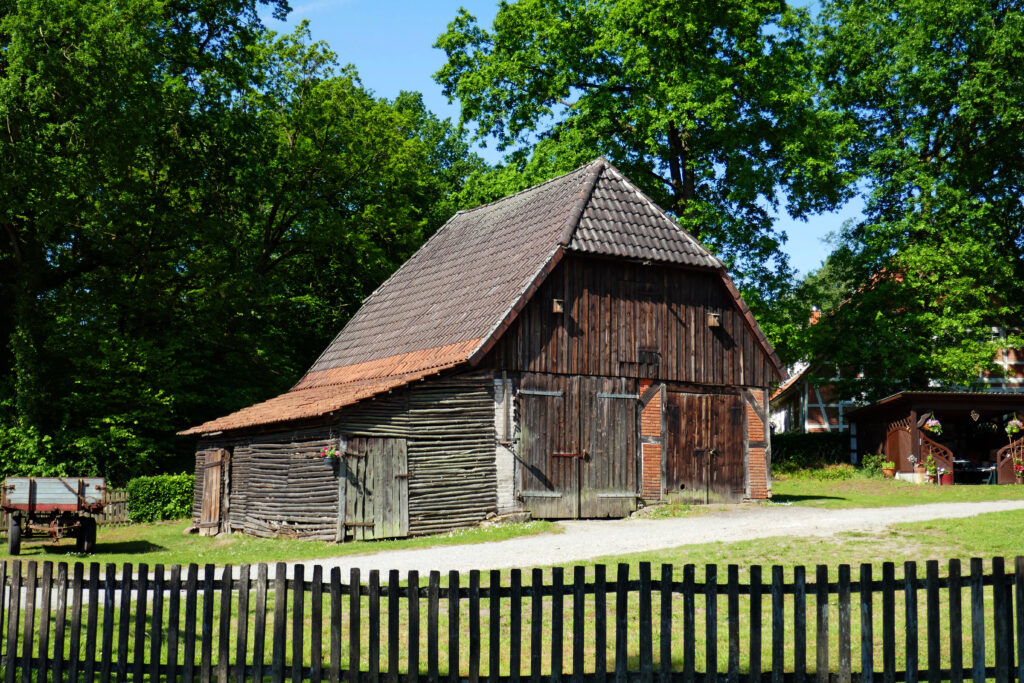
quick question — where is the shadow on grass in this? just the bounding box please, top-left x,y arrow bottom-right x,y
770,494 -> 847,503
34,540 -> 167,556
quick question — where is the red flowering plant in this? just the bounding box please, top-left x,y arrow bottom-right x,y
321,445 -> 339,458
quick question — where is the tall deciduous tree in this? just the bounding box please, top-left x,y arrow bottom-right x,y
0,1 -> 483,481
435,0 -> 854,305
808,0 -> 1024,398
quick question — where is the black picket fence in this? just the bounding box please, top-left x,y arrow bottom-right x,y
1,557 -> 1022,683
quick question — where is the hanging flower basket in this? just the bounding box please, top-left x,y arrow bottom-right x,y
923,416 -> 942,436
321,445 -> 339,469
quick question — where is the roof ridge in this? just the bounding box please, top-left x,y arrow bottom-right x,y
457,158 -> 605,216
558,159 -> 606,246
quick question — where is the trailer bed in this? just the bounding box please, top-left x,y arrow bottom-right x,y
2,477 -> 105,513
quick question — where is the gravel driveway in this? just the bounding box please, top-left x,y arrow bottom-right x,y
288,500 -> 1024,577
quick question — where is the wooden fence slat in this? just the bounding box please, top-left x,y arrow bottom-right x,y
970,558 -> 984,683
468,570 -> 481,683
660,564 -> 673,683
4,561 -> 21,683
926,561 -> 940,683
236,565 -> 251,683
574,566 -> 586,683
133,563 -> 149,682
861,564 -> 874,683
312,565 -> 324,683
36,562 -> 52,683
369,570 -> 379,683
638,562 -> 652,683
948,560 -> 963,683
815,565 -> 828,683
993,558 -> 1010,683
682,564 -> 695,683
184,563 -> 200,683
490,570 -> 501,683
448,571 -> 459,683
727,565 -> 739,683
271,563 -> 287,683
593,565 -> 606,683
294,565 -> 307,683
1015,556 -> 1024,683
552,567 -> 564,683
219,563 -> 233,683
705,564 -> 718,680
752,564 -> 764,682
202,563 -> 217,683
52,563 -> 68,683
905,561 -> 919,683
151,565 -> 166,683
772,565 -> 785,683
391,569 -> 403,683
838,564 -> 851,683
0,561 -> 6,668
253,564 -> 269,683
330,568 -> 342,683
21,560 -> 36,683
116,563 -> 132,683
100,563 -> 116,683
409,570 -> 420,683
168,565 -> 182,683
349,568 -> 361,683
614,564 -> 627,683
72,563 -> 89,681
794,565 -> 807,683
427,571 -> 439,683
505,569 -> 520,683
882,562 -> 896,683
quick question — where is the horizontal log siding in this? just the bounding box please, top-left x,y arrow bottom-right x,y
489,254 -> 775,388
340,376 -> 497,537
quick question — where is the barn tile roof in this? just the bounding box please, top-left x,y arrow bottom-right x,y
182,158 -> 780,436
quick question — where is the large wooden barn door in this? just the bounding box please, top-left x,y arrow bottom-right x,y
340,437 -> 409,540
579,377 -> 638,517
199,449 -> 229,536
665,392 -> 745,502
518,374 -> 579,518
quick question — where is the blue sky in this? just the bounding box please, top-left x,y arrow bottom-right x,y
265,0 -> 863,279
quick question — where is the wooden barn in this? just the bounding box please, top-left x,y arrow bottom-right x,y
180,159 -> 784,540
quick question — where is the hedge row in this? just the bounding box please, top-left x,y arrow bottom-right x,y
125,473 -> 194,523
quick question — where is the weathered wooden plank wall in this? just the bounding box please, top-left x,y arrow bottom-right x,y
192,375 -> 496,540
663,391 -> 746,502
489,254 -> 776,388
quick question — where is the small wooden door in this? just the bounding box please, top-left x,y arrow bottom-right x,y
579,377 -> 638,517
339,437 -> 409,540
199,449 -> 227,536
665,392 -> 745,502
518,375 -> 579,519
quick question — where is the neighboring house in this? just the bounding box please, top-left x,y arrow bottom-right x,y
180,159 -> 784,541
769,364 -> 858,434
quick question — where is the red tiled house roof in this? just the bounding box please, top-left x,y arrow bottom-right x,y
182,159 -> 783,436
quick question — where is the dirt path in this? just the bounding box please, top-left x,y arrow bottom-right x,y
289,500 -> 1024,576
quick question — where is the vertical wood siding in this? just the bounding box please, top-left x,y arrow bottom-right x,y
663,391 -> 746,502
489,254 -> 776,388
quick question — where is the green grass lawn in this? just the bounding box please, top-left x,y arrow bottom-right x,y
771,475 -> 1024,508
0,519 -> 559,567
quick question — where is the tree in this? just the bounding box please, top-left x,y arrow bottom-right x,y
435,0 -> 854,306
810,0 -> 1024,398
0,2 -> 484,482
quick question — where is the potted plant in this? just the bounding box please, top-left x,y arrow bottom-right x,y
938,466 -> 954,486
909,454 -> 926,475
1006,414 -> 1023,439
320,445 -> 339,469
925,455 -> 937,483
881,461 -> 896,478
923,415 -> 942,436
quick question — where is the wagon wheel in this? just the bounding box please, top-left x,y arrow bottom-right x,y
75,517 -> 97,554
8,515 -> 21,556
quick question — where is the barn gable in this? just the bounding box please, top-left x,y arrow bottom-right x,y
182,158 -> 781,436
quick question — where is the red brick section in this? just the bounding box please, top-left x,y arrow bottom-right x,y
746,391 -> 770,499
639,380 -> 662,500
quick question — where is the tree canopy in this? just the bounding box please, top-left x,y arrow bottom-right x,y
0,0 -> 484,481
798,0 -> 1024,398
435,0 -> 855,306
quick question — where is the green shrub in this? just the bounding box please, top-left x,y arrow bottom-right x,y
771,431 -> 848,465
860,452 -> 888,478
126,473 -> 194,522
